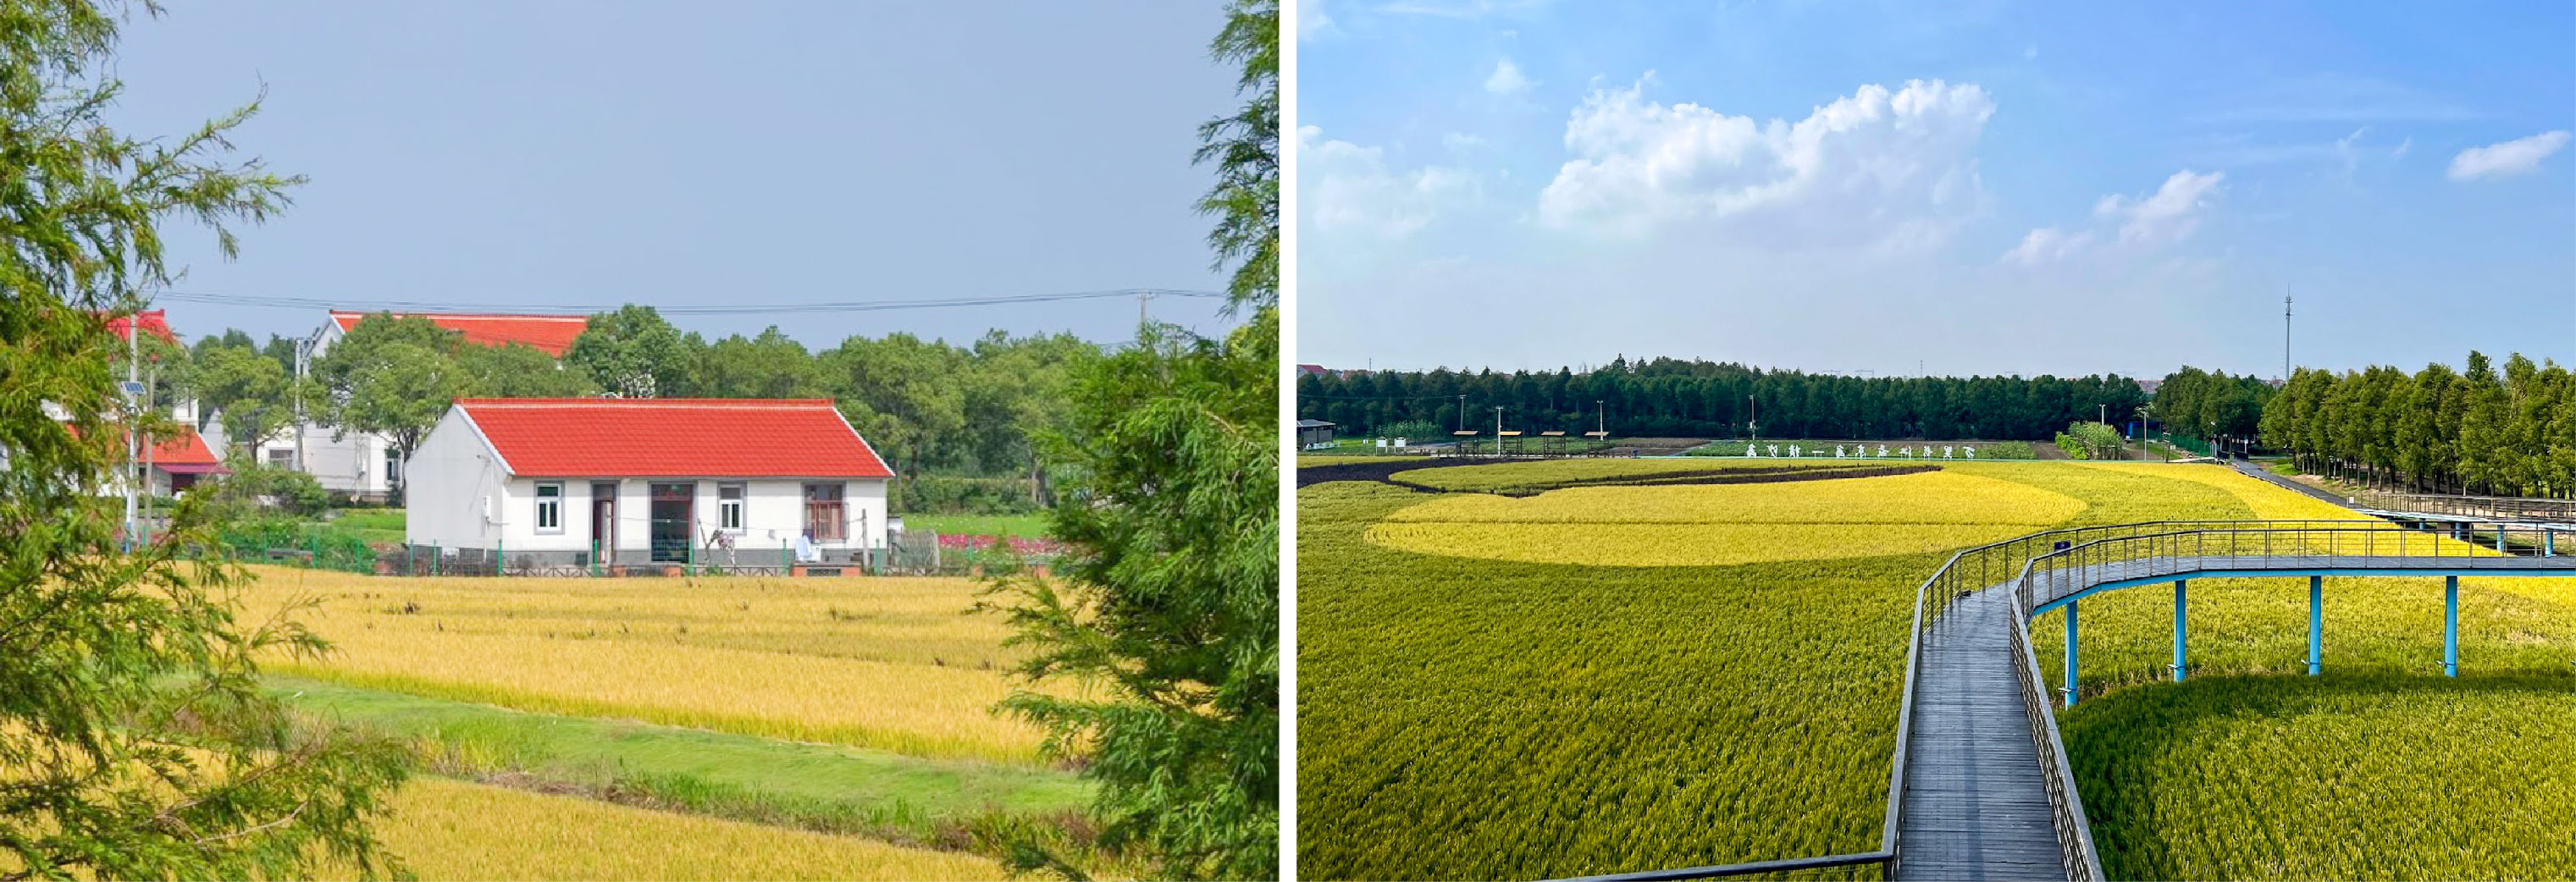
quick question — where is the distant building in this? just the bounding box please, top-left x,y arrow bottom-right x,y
1296,418 -> 1337,449
404,398 -> 893,568
260,311 -> 594,501
1296,363 -> 1328,378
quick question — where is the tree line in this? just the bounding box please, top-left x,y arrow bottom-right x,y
2258,350 -> 2576,498
1298,356 -> 2149,441
2145,366 -> 2275,452
163,304 -> 1095,501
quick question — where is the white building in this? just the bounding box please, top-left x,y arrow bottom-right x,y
405,398 -> 893,570
259,311 -> 592,501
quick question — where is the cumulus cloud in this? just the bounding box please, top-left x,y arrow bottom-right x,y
1484,58 -> 1534,96
2447,130 -> 2571,181
2094,170 -> 2225,246
1536,76 -> 1995,249
2003,170 -> 2223,265
2000,227 -> 2093,267
1299,126 -> 1476,240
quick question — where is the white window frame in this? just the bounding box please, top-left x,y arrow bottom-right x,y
717,482 -> 746,532
534,482 -> 564,533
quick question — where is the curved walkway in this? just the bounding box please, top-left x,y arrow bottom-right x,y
1897,533 -> 2576,880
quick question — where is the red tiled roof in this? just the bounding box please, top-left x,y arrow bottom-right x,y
103,310 -> 177,344
456,399 -> 893,478
330,311 -> 590,357
148,428 -> 224,468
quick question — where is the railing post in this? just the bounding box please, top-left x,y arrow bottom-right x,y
2443,575 -> 2459,678
2063,600 -> 2080,708
2308,576 -> 2323,675
2170,579 -> 2187,683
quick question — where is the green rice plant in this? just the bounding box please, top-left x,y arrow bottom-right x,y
1300,460 -> 2573,880
2062,674 -> 2575,880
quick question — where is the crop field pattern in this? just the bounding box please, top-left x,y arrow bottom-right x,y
229,566 -> 1088,880
1297,459 -> 2576,881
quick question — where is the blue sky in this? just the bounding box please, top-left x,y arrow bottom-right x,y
1295,1 -> 2575,378
106,2 -> 1236,348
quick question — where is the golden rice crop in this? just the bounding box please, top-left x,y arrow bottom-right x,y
371,777 -> 1009,880
1384,471 -> 2084,526
1366,521 -> 2043,568
1366,471 -> 2082,567
1388,457 -> 1832,492
236,567 -> 1061,763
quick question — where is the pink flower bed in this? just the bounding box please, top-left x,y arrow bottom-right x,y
935,533 -> 1068,555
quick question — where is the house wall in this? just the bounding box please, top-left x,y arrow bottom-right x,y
490,476 -> 887,563
403,409 -> 506,548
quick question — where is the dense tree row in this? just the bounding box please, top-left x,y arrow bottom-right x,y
1297,356 -> 2148,441
2147,367 -> 2275,452
2260,350 -> 2576,498
165,306 -> 1096,493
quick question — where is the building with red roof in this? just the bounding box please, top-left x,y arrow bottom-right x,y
323,311 -> 591,357
405,398 -> 893,568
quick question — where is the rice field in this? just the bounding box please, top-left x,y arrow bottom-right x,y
238,567 -> 1054,763
1296,458 -> 2576,880
370,777 -> 1006,881
219,565 -> 1088,880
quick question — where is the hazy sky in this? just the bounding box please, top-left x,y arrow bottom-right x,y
1296,1 -> 2575,379
107,3 -> 1237,348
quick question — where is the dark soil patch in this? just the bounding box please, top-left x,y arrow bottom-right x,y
1295,457 -> 1515,488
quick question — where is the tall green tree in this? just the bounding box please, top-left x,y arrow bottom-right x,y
564,304 -> 702,398
982,1 -> 1279,878
0,3 -> 406,877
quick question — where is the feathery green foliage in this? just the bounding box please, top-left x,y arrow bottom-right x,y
0,2 -> 409,877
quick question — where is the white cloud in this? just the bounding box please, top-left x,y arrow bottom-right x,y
1537,76 -> 1995,250
1442,132 -> 1488,152
2003,170 -> 2223,265
1299,126 -> 1476,240
2000,227 -> 2092,267
2447,130 -> 2571,181
2093,170 -> 2225,246
1484,58 -> 1534,96
1298,0 -> 1335,40
2391,136 -> 2412,158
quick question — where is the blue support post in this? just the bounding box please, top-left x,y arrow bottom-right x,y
2307,576 -> 2323,675
2443,575 -> 2458,677
2171,579 -> 2188,682
2063,601 -> 2080,708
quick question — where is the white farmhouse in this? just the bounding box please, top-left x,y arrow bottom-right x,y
405,398 -> 893,570
258,311 -> 592,501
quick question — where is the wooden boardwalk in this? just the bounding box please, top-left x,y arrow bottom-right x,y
1896,586 -> 2067,880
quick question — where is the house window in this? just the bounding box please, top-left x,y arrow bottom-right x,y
266,448 -> 293,467
719,483 -> 745,532
803,482 -> 845,542
385,448 -> 402,482
534,482 -> 563,532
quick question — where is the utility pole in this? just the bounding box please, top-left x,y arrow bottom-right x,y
1136,289 -> 1153,345
2283,287 -> 2293,385
1748,395 -> 1758,445
1456,394 -> 1466,433
122,317 -> 137,552
1492,406 -> 1503,457
1595,400 -> 1605,435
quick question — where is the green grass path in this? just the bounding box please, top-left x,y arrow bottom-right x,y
273,676 -> 1092,840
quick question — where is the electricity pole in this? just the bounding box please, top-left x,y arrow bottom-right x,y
1595,400 -> 1605,435
1456,394 -> 1466,433
122,318 -> 137,552
1748,395 -> 1758,445
1492,406 -> 1504,457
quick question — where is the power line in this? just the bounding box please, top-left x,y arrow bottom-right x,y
146,287 -> 1226,316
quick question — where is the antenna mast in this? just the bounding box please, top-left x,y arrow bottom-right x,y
2283,285 -> 2292,384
